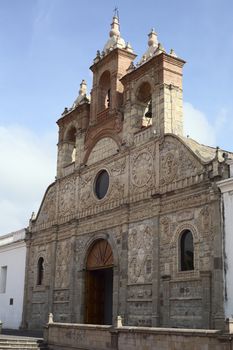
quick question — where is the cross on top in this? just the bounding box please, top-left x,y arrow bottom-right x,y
113,6 -> 119,19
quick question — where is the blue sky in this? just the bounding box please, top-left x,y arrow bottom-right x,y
0,0 -> 233,233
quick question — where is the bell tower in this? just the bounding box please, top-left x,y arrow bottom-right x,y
121,29 -> 185,141
88,15 -> 136,124
82,14 -> 136,162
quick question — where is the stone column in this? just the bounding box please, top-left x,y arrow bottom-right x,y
69,221 -> 78,322
162,275 -> 171,327
47,226 -> 58,316
151,216 -> 160,326
211,192 -> 225,330
118,223 -> 129,325
201,271 -> 212,328
73,236 -> 86,323
20,230 -> 32,329
75,268 -> 86,323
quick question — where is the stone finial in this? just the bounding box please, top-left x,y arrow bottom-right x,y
215,146 -> 220,160
62,107 -> 68,115
73,80 -> 88,108
102,14 -> 127,54
126,61 -> 135,72
138,27 -> 160,66
155,43 -> 166,55
170,48 -> 177,57
148,28 -> 158,47
109,16 -> 120,38
125,42 -> 133,53
116,315 -> 123,327
30,211 -> 36,220
93,50 -> 101,64
79,80 -> 87,96
48,313 -> 53,324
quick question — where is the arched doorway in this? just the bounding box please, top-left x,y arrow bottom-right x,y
85,239 -> 113,325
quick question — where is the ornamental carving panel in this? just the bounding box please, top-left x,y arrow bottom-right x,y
198,205 -> 212,235
79,174 -> 93,209
109,179 -> 124,201
131,151 -> 153,187
110,158 -> 126,176
55,240 -> 70,289
160,216 -> 171,243
162,152 -> 178,183
37,186 -> 56,224
160,138 -> 203,186
128,224 -> 153,284
59,178 -> 75,216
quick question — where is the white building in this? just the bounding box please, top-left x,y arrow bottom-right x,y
218,160 -> 233,319
0,229 -> 26,329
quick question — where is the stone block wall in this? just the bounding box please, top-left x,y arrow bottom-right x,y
45,323 -> 232,350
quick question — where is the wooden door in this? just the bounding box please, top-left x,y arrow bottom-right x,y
85,270 -> 105,324
85,240 -> 114,324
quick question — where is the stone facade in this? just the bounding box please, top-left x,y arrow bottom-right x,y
22,16 -> 232,330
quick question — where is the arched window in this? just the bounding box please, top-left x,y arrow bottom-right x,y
99,71 -> 111,112
37,257 -> 44,285
136,82 -> 152,127
63,126 -> 77,165
180,230 -> 194,271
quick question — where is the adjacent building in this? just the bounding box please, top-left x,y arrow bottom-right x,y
218,160 -> 233,320
0,229 -> 26,329
22,15 -> 232,330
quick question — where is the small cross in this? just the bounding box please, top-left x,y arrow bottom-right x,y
113,6 -> 119,18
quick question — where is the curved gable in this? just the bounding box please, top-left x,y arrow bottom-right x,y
34,182 -> 57,225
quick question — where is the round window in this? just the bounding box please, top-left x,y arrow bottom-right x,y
95,170 -> 109,199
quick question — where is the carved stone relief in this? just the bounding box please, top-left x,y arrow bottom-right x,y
128,224 -> 153,284
59,178 -> 75,217
79,174 -> 93,209
55,240 -> 70,289
161,192 -> 208,213
54,290 -> 70,302
109,179 -> 125,201
130,147 -> 155,196
162,152 -> 178,184
198,205 -> 212,235
131,151 -> 153,187
37,186 -> 56,224
110,158 -> 126,176
160,139 -> 203,186
128,285 -> 152,299
160,216 -> 171,243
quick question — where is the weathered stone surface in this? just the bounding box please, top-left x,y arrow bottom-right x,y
22,16 -> 230,332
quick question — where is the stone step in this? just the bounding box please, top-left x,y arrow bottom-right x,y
0,338 -> 48,349
0,346 -> 47,349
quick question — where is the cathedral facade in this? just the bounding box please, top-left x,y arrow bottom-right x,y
22,16 -> 230,330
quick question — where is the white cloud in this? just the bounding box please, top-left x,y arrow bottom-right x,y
184,102 -> 216,146
0,124 -> 56,234
184,102 -> 229,149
